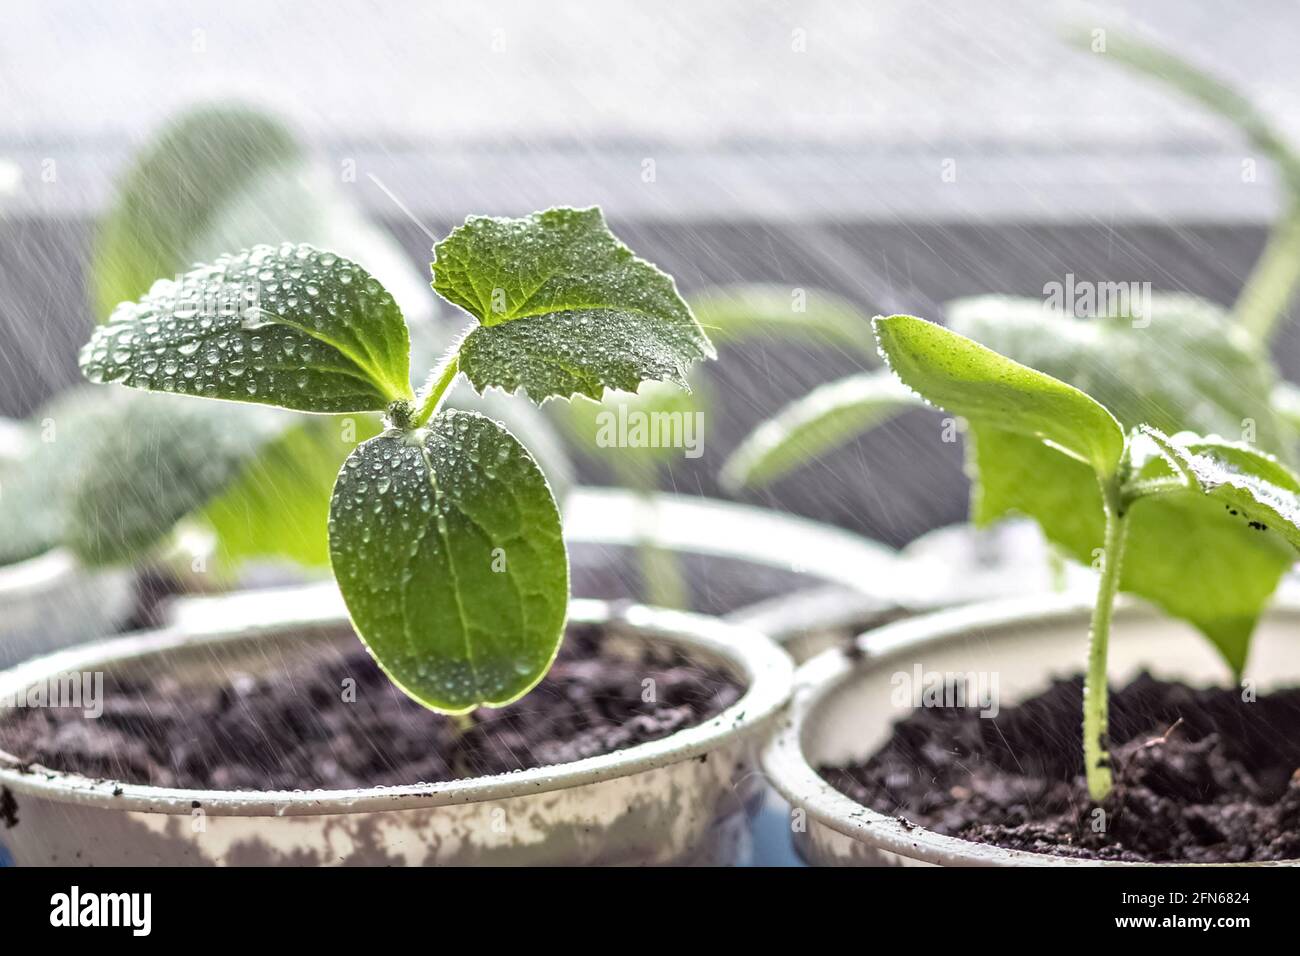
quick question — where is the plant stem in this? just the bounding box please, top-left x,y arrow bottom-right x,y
1083,483 -> 1129,803
637,512 -> 688,610
611,457 -> 687,609
1047,546 -> 1068,593
449,711 -> 475,777
411,354 -> 460,428
1234,202 -> 1300,346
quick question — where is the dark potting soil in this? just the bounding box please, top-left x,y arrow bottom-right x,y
821,672 -> 1300,863
0,623 -> 742,792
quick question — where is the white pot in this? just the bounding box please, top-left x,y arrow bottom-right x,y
563,488 -> 915,616
0,549 -> 134,669
0,592 -> 792,866
730,520 -> 1095,663
763,594 -> 1300,866
0,417 -> 134,666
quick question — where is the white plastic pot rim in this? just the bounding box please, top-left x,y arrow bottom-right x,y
0,548 -> 81,596
564,488 -> 920,602
0,596 -> 793,819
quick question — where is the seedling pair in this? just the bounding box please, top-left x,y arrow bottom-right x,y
81,207 -> 714,713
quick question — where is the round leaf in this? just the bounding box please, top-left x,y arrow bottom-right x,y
328,410 -> 568,713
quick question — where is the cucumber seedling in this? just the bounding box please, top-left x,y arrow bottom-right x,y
871,314 -> 1300,801
79,207 -> 714,713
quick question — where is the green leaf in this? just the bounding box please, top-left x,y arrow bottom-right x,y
83,105 -> 440,572
434,207 -> 714,403
1128,430 -> 1300,550
947,293 -> 1290,456
1182,435 -> 1300,494
68,396 -> 294,565
1122,494 -> 1292,674
1272,381 -> 1300,435
879,311 -> 1300,674
970,424 -> 1300,674
93,106 -> 435,328
1121,433 -> 1300,672
560,379 -> 705,478
201,413 -> 383,570
328,410 -> 568,713
81,244 -> 414,413
407,308 -> 576,504
689,284 -> 877,356
0,389 -> 257,566
874,313 -> 1125,475
0,388 -> 380,571
0,407 -> 83,566
968,425 -> 1106,558
720,369 -> 922,489
90,106 -> 303,322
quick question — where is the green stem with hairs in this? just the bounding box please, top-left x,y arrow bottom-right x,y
411,354 -> 461,429
1083,482 -> 1129,802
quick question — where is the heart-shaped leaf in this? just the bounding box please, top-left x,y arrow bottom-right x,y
81,244 -> 413,414
434,207 -> 714,403
328,410 -> 568,713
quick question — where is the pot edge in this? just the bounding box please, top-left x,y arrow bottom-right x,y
0,597 -> 793,817
762,592 -> 1300,867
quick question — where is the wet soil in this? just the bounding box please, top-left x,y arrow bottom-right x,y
0,623 -> 742,793
821,672 -> 1300,863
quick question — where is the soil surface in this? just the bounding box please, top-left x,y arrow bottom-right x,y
821,672 -> 1300,863
0,623 -> 742,791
